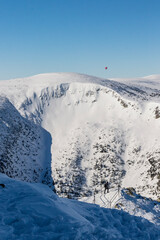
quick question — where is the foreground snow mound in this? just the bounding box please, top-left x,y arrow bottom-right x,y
0,97 -> 53,187
0,174 -> 159,240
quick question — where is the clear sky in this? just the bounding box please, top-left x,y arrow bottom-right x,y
0,0 -> 160,80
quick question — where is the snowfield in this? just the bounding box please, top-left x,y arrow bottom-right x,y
0,174 -> 159,240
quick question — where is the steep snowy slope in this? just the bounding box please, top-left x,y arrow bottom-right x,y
0,97 -> 53,187
0,173 -> 159,240
0,73 -> 160,201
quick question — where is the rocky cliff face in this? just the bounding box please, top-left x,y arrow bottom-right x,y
0,73 -> 160,201
0,97 -> 53,188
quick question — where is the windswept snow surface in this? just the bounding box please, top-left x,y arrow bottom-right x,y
0,174 -> 159,240
0,73 -> 160,200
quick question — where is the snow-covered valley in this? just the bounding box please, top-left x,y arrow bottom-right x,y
0,72 -> 160,239
0,73 -> 159,200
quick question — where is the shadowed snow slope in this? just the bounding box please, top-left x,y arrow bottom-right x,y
0,174 -> 159,240
0,73 -> 160,200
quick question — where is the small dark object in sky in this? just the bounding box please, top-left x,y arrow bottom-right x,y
0,183 -> 5,188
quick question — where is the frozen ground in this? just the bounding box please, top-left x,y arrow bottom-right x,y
0,174 -> 159,240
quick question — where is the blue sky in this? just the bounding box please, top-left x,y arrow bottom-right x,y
0,0 -> 159,80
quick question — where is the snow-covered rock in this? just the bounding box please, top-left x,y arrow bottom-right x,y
0,97 -> 53,188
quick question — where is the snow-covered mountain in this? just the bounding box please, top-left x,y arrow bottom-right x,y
0,173 -> 159,240
0,72 -> 160,201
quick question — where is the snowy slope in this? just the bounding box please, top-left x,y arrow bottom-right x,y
79,187 -> 160,226
0,173 -> 159,240
0,73 -> 160,201
115,188 -> 160,226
